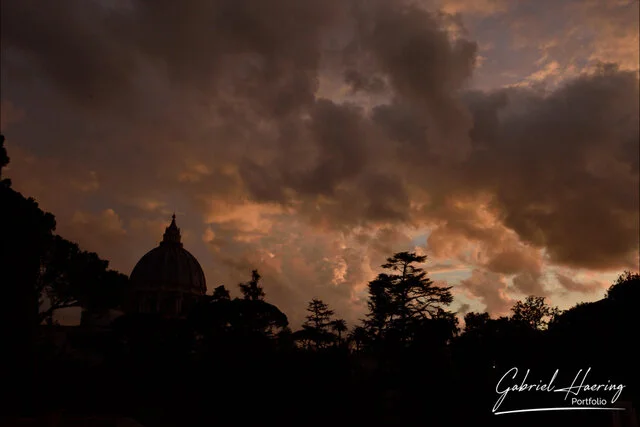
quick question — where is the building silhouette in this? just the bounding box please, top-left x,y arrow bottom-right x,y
126,215 -> 207,317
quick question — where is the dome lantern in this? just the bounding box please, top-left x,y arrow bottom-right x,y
161,213 -> 182,246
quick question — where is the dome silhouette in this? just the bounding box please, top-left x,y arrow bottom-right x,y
126,215 -> 206,316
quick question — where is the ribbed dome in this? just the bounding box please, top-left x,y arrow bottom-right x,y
130,215 -> 207,295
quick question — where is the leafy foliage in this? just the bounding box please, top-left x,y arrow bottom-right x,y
606,270 -> 640,303
37,235 -> 128,324
364,252 -> 454,345
298,298 -> 337,349
510,296 -> 561,330
239,269 -> 266,301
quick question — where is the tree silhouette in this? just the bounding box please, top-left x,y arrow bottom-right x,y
301,298 -> 336,349
329,319 -> 347,345
37,235 -> 127,325
511,295 -> 561,330
463,311 -> 491,334
189,293 -> 233,343
364,252 -> 453,344
212,285 -> 231,301
547,270 -> 640,398
239,269 -> 266,301
348,326 -> 368,352
606,270 -> 640,303
0,134 -> 9,183
365,276 -> 393,340
305,298 -> 334,330
232,270 -> 288,339
1,134 -> 56,413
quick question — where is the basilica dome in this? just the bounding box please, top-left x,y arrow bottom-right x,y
126,215 -> 206,316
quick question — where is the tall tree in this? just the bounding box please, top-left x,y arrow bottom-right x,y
364,252 -> 453,343
0,134 -> 9,183
305,298 -> 334,330
302,298 -> 335,349
233,270 -> 287,339
239,270 -> 265,301
365,277 -> 393,339
349,326 -> 368,352
0,134 -> 55,409
330,319 -> 348,345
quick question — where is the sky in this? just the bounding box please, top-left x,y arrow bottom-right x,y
1,0 -> 639,328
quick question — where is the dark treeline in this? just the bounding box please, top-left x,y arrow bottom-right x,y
2,133 -> 639,427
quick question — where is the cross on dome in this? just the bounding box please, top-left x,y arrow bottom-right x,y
162,214 -> 182,246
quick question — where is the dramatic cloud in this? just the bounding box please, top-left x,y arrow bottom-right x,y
459,270 -> 514,315
1,0 -> 637,324
463,67 -> 639,271
554,273 -> 604,294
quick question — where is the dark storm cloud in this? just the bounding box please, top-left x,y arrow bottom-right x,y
463,66 -> 639,270
1,0 -> 345,116
344,69 -> 387,94
354,1 -> 477,102
0,0 -> 137,109
280,99 -> 370,198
